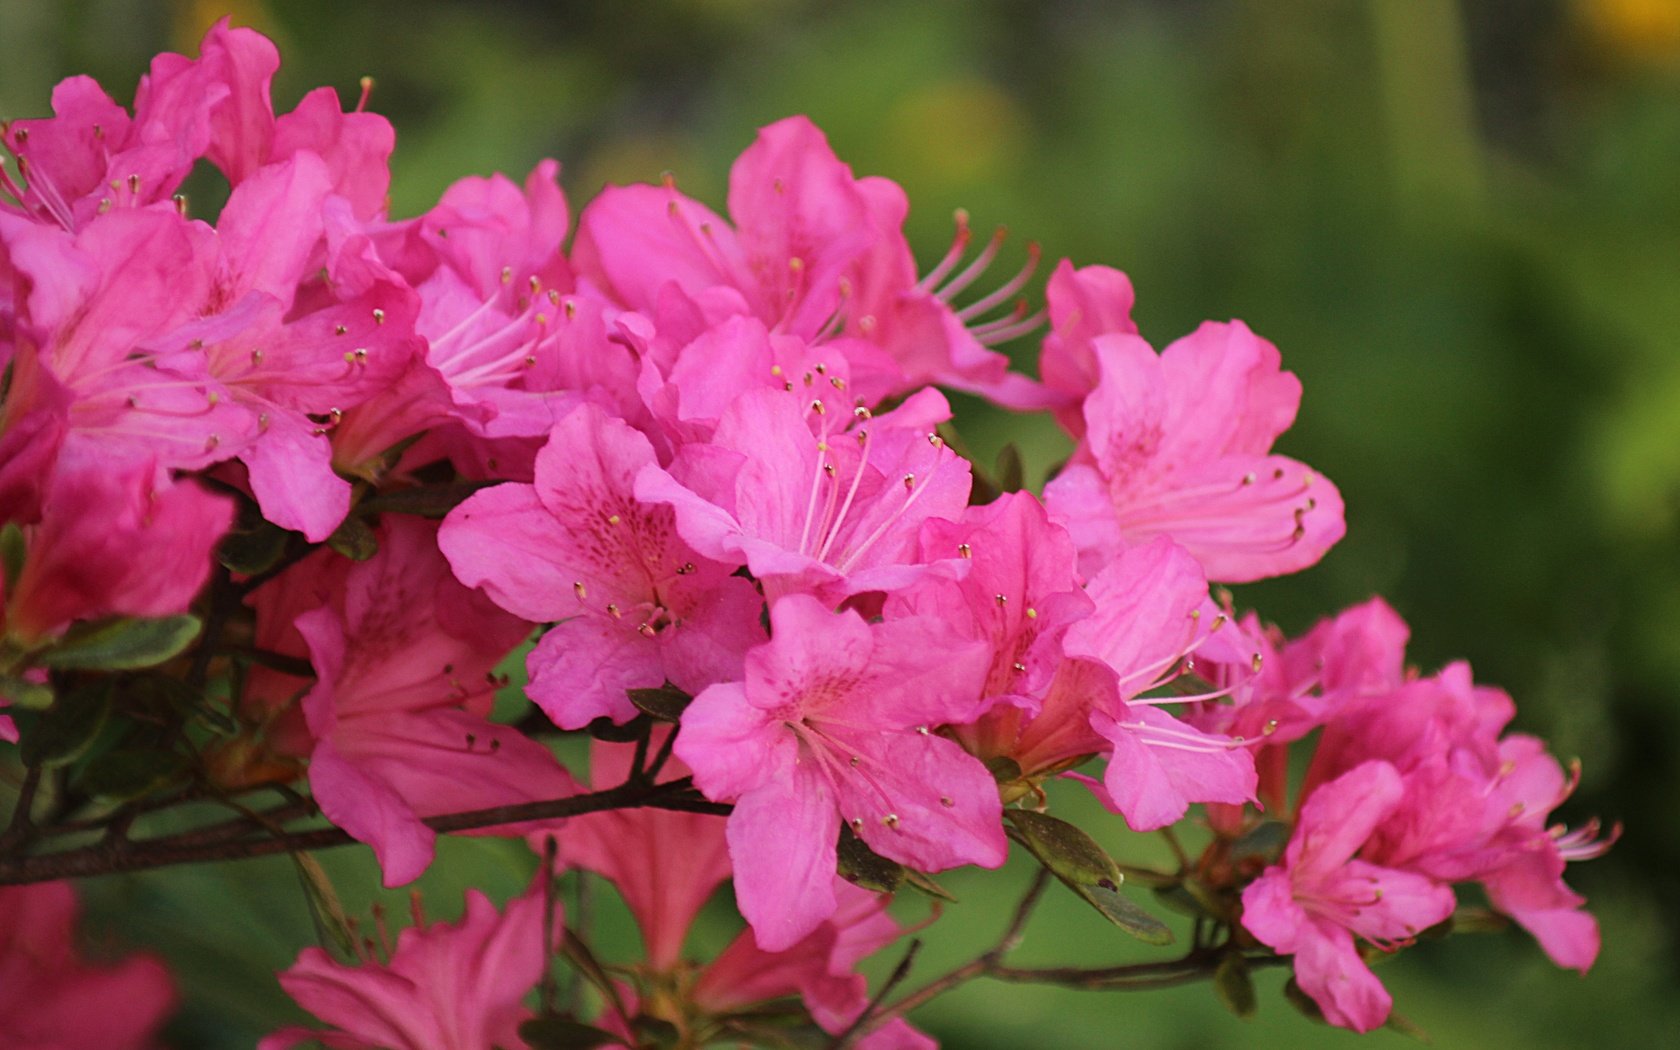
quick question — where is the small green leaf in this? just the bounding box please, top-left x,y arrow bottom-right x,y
1214,952 -> 1257,1019
358,481 -> 496,518
517,1017 -> 622,1050
1005,809 -> 1174,945
0,674 -> 54,711
1229,820 -> 1292,865
902,867 -> 957,903
326,514 -> 378,561
627,683 -> 692,722
995,443 -> 1025,493
836,823 -> 905,893
1283,977 -> 1327,1024
217,517 -> 292,575
0,522 -> 24,593
74,747 -> 191,802
293,852 -> 357,960
20,680 -> 112,768
37,615 -> 202,671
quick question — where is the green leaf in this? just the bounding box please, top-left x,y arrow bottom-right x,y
358,481 -> 496,518
217,517 -> 292,575
0,522 -> 24,594
36,615 -> 202,671
0,674 -> 54,711
1005,809 -> 1174,945
293,852 -> 358,960
627,683 -> 692,722
836,823 -> 904,893
1214,952 -> 1257,1019
326,514 -> 378,561
20,680 -> 112,768
1228,820 -> 1292,865
995,442 -> 1025,493
74,746 -> 191,802
517,1017 -> 622,1050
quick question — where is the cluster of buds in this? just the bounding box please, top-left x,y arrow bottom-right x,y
0,21 -> 1611,1048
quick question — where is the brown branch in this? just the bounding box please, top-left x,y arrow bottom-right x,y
0,776 -> 726,885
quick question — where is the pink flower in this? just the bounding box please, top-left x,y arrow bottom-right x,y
0,881 -> 176,1050
1240,761 -> 1456,1032
254,517 -> 576,885
636,385 -> 968,603
1,458 -> 231,645
440,402 -> 765,729
1044,320 -> 1345,583
1037,259 -> 1138,435
675,594 -> 1005,950
263,888 -> 550,1050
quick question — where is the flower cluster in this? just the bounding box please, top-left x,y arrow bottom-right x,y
0,21 -> 1609,1045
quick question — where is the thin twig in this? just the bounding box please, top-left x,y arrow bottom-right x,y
0,777 -> 726,884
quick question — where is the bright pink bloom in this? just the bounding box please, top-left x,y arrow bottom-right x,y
256,517 -> 574,885
440,403 -> 764,728
0,458 -> 230,645
676,594 -> 1004,950
263,889 -> 550,1050
1044,320 -> 1344,583
1241,761 -> 1456,1032
1063,539 -> 1258,829
573,117 -> 1041,406
0,881 -> 176,1050
1037,259 -> 1138,435
636,385 -> 968,603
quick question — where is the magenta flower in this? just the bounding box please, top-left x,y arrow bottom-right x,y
675,594 -> 1004,950
0,882 -> 176,1050
440,402 -> 764,729
1,458 -> 231,645
263,888 -> 550,1050
257,517 -> 575,885
1037,259 -> 1139,435
1044,320 -> 1345,583
636,385 -> 969,603
1241,761 -> 1456,1032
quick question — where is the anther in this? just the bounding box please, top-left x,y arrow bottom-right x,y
810,399 -> 826,415
373,308 -> 386,325
940,796 -> 954,807
882,814 -> 900,828
251,349 -> 264,363
1251,652 -> 1264,673
1013,662 -> 1027,672
903,473 -> 916,491
500,266 -> 513,284
607,603 -> 622,618
849,756 -> 861,767
928,433 -> 944,448
853,406 -> 872,421
574,582 -> 587,599
335,324 -> 348,336
958,543 -> 972,558
995,593 -> 1008,605
1025,607 -> 1038,619
126,173 -> 140,194
638,623 -> 656,638
608,514 -> 622,525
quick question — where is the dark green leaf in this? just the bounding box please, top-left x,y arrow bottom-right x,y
293,852 -> 357,960
627,683 -> 692,722
326,514 -> 378,561
1005,809 -> 1173,945
1229,820 -> 1292,865
217,517 -> 292,575
1283,977 -> 1326,1024
903,868 -> 957,903
995,442 -> 1025,492
74,747 -> 191,802
37,615 -> 202,671
20,680 -> 112,768
0,522 -> 24,594
517,1017 -> 622,1050
837,823 -> 905,893
1214,952 -> 1257,1019
358,481 -> 497,518
0,674 -> 53,711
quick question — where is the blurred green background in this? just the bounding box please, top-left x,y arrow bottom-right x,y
4,0 -> 1679,1045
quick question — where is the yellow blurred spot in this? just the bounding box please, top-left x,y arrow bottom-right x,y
1577,0 -> 1680,63
883,79 -> 1025,190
